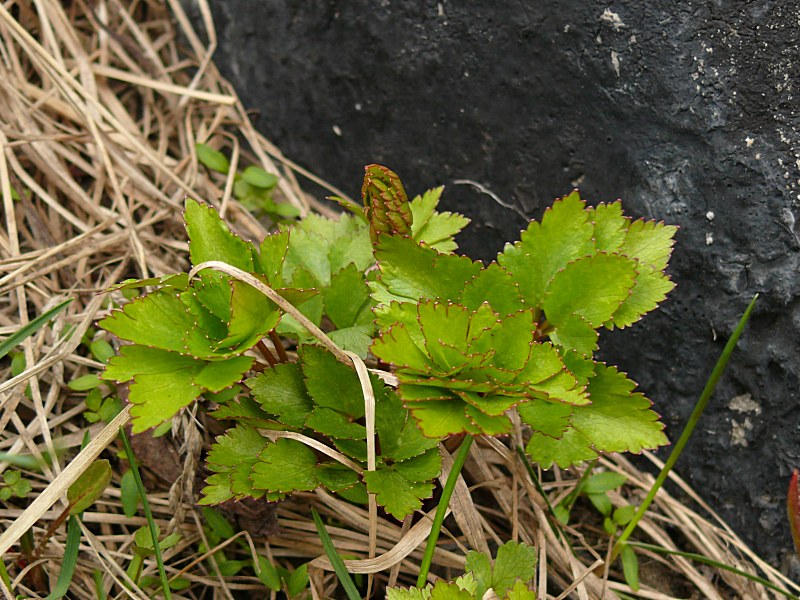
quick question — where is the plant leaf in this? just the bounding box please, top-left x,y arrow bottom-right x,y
68,459 -> 112,514
120,470 -> 139,518
459,264 -> 524,316
620,219 -> 677,271
372,235 -> 482,313
306,407 -> 366,439
242,165 -> 279,189
375,391 -> 440,462
102,346 -> 252,432
300,345 -> 368,418
590,201 -> 627,253
609,267 -> 675,328
316,463 -> 361,492
327,325 -> 375,359
517,400 -> 573,438
221,280 -> 281,349
363,466 -> 434,520
410,187 -> 470,252
185,198 -> 255,271
526,365 -> 668,467
498,190 -> 594,306
99,290 -> 216,357
465,550 -> 492,599
258,230 -> 290,285
620,544 -> 640,591
505,580 -> 536,600
543,254 -> 637,328
195,143 -> 229,173
201,425 -> 278,504
491,541 -> 537,595
251,438 -> 319,492
571,365 -> 668,454
582,472 -> 627,495
247,362 -> 312,428
324,263 -> 373,329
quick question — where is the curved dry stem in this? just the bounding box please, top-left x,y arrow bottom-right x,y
261,430 -> 363,475
188,261 -> 350,364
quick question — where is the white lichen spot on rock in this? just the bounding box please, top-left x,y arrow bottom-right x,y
611,50 -> 620,77
728,392 -> 762,415
730,417 -> 753,447
600,8 -> 625,30
705,232 -> 713,245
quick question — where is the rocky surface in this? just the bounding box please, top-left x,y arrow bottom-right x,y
189,0 -> 800,567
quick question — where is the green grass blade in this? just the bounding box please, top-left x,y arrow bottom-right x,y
92,569 -> 107,600
119,428 -> 172,600
0,558 -> 11,589
44,515 -> 80,600
417,434 -> 474,587
614,293 -> 758,559
0,298 -> 71,360
311,508 -> 360,600
627,542 -> 799,600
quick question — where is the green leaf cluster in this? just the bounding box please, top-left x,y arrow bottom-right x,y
196,142 -> 299,220
201,345 -> 441,519
388,540 -> 537,600
277,212 -> 375,357
100,198 -> 289,432
371,191 -> 674,466
0,470 -> 31,501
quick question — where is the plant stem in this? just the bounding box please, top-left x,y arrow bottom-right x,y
119,428 -> 172,600
269,330 -> 289,363
627,542 -> 799,600
612,293 -> 758,561
416,434 -> 474,587
256,340 -> 278,367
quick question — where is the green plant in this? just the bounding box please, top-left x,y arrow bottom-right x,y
99,165 -> 676,585
0,470 -> 31,501
388,540 -> 537,600
196,142 -> 299,220
99,180 -> 466,520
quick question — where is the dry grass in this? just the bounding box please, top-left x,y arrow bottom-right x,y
0,1 -> 797,598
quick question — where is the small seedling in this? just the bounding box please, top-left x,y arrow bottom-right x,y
0,470 -> 31,501
388,540 -> 537,600
126,525 -> 181,585
195,142 -> 298,220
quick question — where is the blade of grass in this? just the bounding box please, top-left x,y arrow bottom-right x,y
0,560 -> 10,590
43,515 -> 80,600
0,298 -> 71,360
613,293 -> 758,560
417,434 -> 474,587
119,428 -> 172,600
627,542 -> 799,600
310,508 -> 360,600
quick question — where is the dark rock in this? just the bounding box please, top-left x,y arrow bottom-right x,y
188,0 -> 800,568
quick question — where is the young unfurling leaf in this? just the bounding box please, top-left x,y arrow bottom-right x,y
362,164 -> 413,243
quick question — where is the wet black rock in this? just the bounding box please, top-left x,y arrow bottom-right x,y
188,0 -> 800,567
